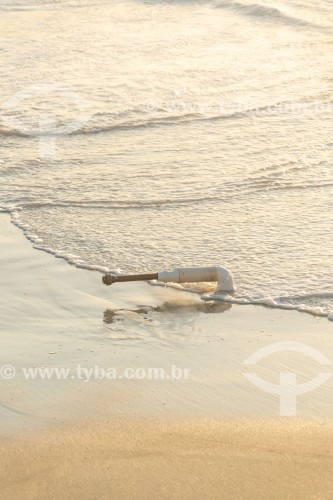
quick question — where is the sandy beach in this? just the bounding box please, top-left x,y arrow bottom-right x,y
2,419 -> 333,500
1,214 -> 333,498
1,0 -> 333,496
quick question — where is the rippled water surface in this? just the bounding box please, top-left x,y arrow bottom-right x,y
0,0 -> 332,316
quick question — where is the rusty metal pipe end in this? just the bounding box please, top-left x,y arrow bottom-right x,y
102,274 -> 116,286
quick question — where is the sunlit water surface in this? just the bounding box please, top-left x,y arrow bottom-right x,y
0,0 -> 332,317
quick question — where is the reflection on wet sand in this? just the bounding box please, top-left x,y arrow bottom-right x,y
103,301 -> 232,324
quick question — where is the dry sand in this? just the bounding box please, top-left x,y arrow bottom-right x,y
1,214 -> 333,499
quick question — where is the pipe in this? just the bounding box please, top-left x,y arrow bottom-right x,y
102,273 -> 158,285
103,266 -> 235,292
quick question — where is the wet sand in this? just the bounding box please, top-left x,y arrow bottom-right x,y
1,214 -> 333,498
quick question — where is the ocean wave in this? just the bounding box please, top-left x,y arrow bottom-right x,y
0,0 -> 102,11
215,1 -> 325,30
203,290 -> 333,319
0,112 -> 224,138
0,128 -> 22,137
1,99 -> 325,139
149,282 -> 333,319
15,196 -> 223,210
2,175 -> 331,214
3,207 -> 333,320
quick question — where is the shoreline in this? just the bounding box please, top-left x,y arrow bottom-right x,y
5,207 -> 333,320
1,213 -> 333,433
1,214 -> 333,497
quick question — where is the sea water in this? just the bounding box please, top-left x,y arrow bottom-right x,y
0,0 -> 332,317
